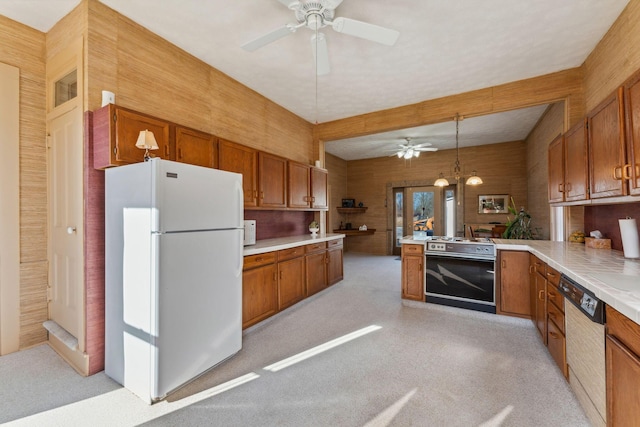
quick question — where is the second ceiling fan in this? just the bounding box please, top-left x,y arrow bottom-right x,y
241,0 -> 400,75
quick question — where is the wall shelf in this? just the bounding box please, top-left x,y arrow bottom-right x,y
336,207 -> 367,214
333,229 -> 376,236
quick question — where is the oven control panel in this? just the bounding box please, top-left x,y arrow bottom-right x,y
427,242 -> 447,251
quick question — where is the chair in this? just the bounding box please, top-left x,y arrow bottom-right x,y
491,225 -> 506,238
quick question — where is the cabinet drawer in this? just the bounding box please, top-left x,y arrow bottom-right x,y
402,244 -> 424,255
547,283 -> 564,314
327,238 -> 343,248
547,319 -> 567,378
243,252 -> 276,270
546,266 -> 561,287
277,246 -> 305,261
530,255 -> 546,276
305,242 -> 326,253
547,300 -> 565,335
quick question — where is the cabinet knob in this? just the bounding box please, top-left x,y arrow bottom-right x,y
612,166 -> 623,180
538,290 -> 545,301
623,164 -> 633,180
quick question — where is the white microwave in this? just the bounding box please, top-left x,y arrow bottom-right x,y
244,220 -> 256,246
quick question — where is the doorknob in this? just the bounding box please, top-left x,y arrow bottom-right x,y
67,226 -> 76,234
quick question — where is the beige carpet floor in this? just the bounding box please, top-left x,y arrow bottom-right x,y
0,253 -> 590,426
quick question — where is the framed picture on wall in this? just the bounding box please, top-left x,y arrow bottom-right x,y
478,194 -> 509,214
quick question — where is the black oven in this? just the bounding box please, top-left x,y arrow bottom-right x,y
425,248 -> 496,314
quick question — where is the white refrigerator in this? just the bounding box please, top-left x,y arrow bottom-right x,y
105,158 -> 243,403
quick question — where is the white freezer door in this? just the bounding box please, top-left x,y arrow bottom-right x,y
153,160 -> 243,232
151,229 -> 243,400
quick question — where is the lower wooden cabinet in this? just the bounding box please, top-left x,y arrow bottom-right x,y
242,239 -> 343,329
605,305 -> 640,426
546,286 -> 567,378
277,254 -> 306,310
401,244 -> 424,301
242,253 -> 278,329
327,239 -> 344,285
497,250 -> 531,317
306,249 -> 327,297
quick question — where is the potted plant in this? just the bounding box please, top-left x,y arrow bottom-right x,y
502,197 -> 535,239
309,220 -> 320,237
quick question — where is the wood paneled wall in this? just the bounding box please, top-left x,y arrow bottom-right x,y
86,0 -> 313,165
325,153 -> 347,233
0,16 -> 48,349
337,141 -> 527,255
583,1 -> 640,111
526,102 -> 565,240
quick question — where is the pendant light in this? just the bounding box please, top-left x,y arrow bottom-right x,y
434,113 -> 483,186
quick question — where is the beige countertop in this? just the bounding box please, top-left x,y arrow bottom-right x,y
400,236 -> 640,323
243,233 -> 345,256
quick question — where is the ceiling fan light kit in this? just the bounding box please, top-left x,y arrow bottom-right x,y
242,0 -> 400,76
434,114 -> 483,187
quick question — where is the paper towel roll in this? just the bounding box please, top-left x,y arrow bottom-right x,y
619,218 -> 640,259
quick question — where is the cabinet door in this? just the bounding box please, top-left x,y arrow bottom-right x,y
288,161 -> 311,209
402,255 -> 424,301
310,167 -> 328,209
529,254 -> 539,324
259,152 -> 287,208
606,334 -> 640,425
93,104 -> 171,169
115,107 -> 172,164
242,263 -> 277,329
278,256 -> 305,310
175,126 -> 217,168
548,134 -> 564,203
624,71 -> 640,196
306,251 -> 327,296
564,119 -> 589,201
588,87 -> 627,199
327,246 -> 344,285
219,139 -> 258,207
498,251 -> 531,317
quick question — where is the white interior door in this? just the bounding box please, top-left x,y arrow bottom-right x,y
48,107 -> 83,341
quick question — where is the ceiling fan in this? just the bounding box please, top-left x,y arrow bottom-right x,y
241,0 -> 400,75
389,138 -> 439,159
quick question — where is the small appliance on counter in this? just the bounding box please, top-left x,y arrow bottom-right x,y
244,220 -> 256,246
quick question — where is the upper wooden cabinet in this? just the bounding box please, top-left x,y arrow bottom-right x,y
175,126 -> 217,169
93,104 -> 172,169
288,161 -> 311,209
287,162 -> 329,210
564,119 -> 589,202
218,139 -> 258,207
310,167 -> 328,209
588,87 -> 627,199
548,134 -> 564,203
258,152 -> 287,208
624,70 -> 640,196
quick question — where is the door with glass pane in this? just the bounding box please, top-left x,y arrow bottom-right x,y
393,186 -> 455,255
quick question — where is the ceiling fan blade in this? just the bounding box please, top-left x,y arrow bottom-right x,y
330,17 -> 400,46
416,147 -> 438,152
311,33 -> 330,75
242,25 -> 296,52
277,0 -> 301,10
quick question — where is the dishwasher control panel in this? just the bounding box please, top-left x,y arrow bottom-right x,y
558,274 -> 604,323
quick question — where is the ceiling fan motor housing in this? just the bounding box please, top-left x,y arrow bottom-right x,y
296,1 -> 336,29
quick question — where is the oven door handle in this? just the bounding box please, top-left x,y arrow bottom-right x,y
426,253 -> 495,263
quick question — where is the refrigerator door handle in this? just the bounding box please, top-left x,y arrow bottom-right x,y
236,179 -> 244,227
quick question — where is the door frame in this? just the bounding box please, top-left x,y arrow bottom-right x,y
46,38 -> 85,355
